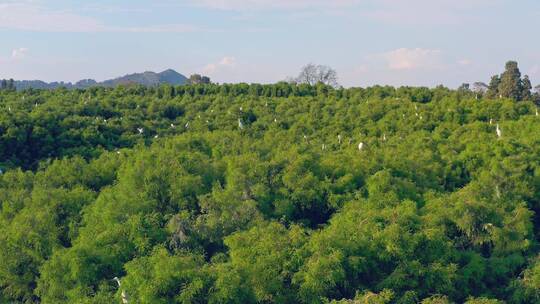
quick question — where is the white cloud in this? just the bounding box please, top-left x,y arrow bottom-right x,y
381,48 -> 443,70
11,47 -> 29,59
457,59 -> 472,66
203,56 -> 237,74
0,3 -> 202,33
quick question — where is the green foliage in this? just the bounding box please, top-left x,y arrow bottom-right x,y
0,82 -> 539,303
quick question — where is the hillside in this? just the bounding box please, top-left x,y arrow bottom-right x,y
13,69 -> 188,90
0,83 -> 539,303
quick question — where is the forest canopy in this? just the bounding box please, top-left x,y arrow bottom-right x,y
0,64 -> 540,303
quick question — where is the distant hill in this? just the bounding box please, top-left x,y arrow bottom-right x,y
13,69 -> 188,90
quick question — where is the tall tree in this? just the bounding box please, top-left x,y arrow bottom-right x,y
486,76 -> 501,99
521,75 -> 532,100
7,79 -> 15,91
0,79 -> 7,90
498,61 -> 522,100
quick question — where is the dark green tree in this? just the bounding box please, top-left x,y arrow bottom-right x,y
486,75 -> 501,99
521,75 -> 532,100
498,61 -> 522,100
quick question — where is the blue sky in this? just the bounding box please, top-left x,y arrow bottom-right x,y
0,0 -> 539,87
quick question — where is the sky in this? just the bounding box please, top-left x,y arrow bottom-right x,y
0,0 -> 539,88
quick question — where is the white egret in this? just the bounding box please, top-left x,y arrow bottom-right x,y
338,134 -> 342,144
170,123 -> 175,128
382,134 -> 387,141
358,142 -> 364,151
137,128 -> 144,134
185,122 -> 189,129
489,119 -> 493,125
154,135 -> 159,139
496,124 -> 502,138
238,119 -> 244,129
274,118 -> 277,123
536,108 -> 539,117
113,277 -> 129,304
322,144 -> 327,150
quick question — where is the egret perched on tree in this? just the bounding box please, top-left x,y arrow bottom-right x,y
322,144 -> 327,150
137,128 -> 144,134
536,108 -> 539,117
489,119 -> 493,125
170,123 -> 175,128
238,119 -> 244,129
382,134 -> 387,141
338,134 -> 342,144
358,142 -> 364,151
154,135 -> 158,139
185,122 -> 189,129
113,277 -> 129,304
496,124 -> 502,138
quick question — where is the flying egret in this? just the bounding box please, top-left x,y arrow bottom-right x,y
496,124 -> 502,138
358,142 -> 364,151
137,128 -> 144,134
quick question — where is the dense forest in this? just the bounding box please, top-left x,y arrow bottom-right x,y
1,63 -> 540,303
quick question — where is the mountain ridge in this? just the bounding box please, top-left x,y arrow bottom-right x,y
13,69 -> 188,90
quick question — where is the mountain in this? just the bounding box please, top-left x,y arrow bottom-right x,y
13,69 -> 188,90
